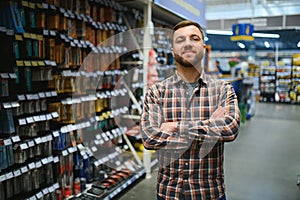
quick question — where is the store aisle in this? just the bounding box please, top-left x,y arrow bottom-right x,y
117,103 -> 300,200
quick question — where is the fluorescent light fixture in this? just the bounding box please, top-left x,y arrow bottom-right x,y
264,41 -> 270,48
206,30 -> 232,35
253,32 -> 280,38
237,42 -> 245,49
297,41 -> 300,48
206,30 -> 280,38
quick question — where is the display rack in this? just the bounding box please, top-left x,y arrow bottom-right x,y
0,0 -> 155,199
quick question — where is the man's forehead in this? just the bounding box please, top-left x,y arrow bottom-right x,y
173,25 -> 202,37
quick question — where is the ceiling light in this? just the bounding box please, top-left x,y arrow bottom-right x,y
264,41 -> 270,48
253,33 -> 280,38
204,36 -> 209,41
206,30 -> 280,38
206,30 -> 233,35
297,41 -> 300,48
237,42 -> 245,49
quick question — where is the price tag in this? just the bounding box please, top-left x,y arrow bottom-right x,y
48,185 -> 55,192
24,61 -> 32,66
30,33 -> 37,39
33,116 -> 41,122
53,156 -> 59,163
5,172 -> 14,180
59,8 -> 65,13
51,61 -> 56,66
22,1 -> 29,7
26,117 -> 35,123
43,29 -> 49,35
20,143 -> 29,150
42,188 -> 49,195
47,135 -> 53,141
50,30 -> 56,36
44,60 -> 51,66
3,139 -> 12,146
19,118 -> 27,125
27,140 -> 35,147
11,136 -> 21,143
16,60 -> 24,66
21,166 -> 29,173
13,169 -> 22,177
15,34 -> 23,41
37,60 -> 45,66
11,102 -> 20,107
35,161 -> 42,168
53,183 -> 60,189
62,150 -> 68,156
28,162 -> 36,170
34,137 -> 42,144
47,156 -> 54,163
3,102 -> 12,108
41,158 -> 48,164
36,3 -> 42,9
35,192 -> 43,199
29,2 -> 36,9
52,131 -> 60,137
45,91 -> 52,97
49,4 -> 56,10
37,35 -> 43,41
52,112 -> 59,118
51,91 -> 57,96
31,61 -> 38,66
38,92 -> 45,98
17,95 -> 26,101
0,175 -> 6,182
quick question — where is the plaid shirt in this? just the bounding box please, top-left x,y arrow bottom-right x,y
141,72 -> 240,200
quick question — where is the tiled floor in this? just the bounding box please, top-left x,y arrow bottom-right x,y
116,102 -> 300,200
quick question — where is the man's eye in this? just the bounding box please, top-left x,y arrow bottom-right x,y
176,39 -> 184,43
192,37 -> 200,41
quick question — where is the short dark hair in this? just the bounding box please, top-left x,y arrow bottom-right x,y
171,20 -> 205,45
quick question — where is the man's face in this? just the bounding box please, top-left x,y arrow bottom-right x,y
171,25 -> 205,68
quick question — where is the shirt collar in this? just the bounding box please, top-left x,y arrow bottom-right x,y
173,70 -> 208,86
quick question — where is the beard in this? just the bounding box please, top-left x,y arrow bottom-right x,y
173,51 -> 203,69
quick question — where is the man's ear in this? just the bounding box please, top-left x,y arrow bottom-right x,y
171,47 -> 174,57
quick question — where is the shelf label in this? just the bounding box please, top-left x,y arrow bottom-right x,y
19,118 -> 27,125
21,166 -> 29,173
26,117 -> 35,123
13,169 -> 22,177
11,136 -> 21,143
27,140 -> 35,147
22,1 -> 29,7
28,162 -> 36,170
15,34 -> 23,41
35,161 -> 42,168
0,175 -> 6,182
20,143 -> 29,150
24,61 -> 32,66
5,172 -> 14,180
16,60 -> 24,67
31,61 -> 38,66
3,139 -> 12,146
2,102 -> 12,108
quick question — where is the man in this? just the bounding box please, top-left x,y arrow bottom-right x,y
140,20 -> 240,200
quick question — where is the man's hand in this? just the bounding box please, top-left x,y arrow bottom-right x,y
211,107 -> 226,119
160,122 -> 178,134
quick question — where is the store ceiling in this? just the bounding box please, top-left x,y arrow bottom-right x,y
206,29 -> 300,52
116,0 -> 300,52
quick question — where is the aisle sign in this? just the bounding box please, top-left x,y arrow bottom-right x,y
231,23 -> 254,41
154,0 -> 206,27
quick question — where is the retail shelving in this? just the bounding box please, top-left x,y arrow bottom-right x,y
259,62 -> 276,102
0,0 -> 156,199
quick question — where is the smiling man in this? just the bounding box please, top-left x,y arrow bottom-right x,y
140,20 -> 240,200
